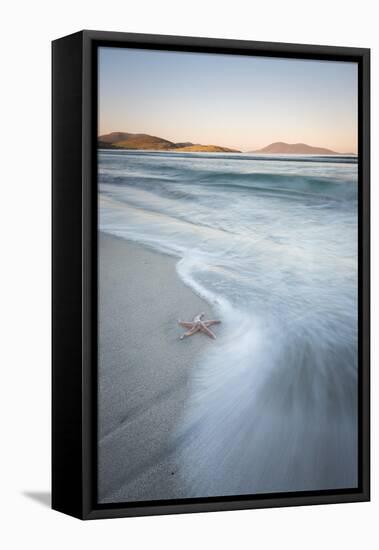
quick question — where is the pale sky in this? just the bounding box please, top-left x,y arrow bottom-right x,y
98,47 -> 358,153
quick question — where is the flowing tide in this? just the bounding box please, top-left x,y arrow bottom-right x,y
99,149 -> 358,496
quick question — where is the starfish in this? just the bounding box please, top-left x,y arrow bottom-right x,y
178,312 -> 221,340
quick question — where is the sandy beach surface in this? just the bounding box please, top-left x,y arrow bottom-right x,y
98,232 -> 214,503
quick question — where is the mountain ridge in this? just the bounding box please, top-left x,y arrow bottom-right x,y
251,142 -> 340,155
98,134 -> 350,155
98,132 -> 240,153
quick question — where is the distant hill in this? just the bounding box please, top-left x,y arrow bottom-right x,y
98,140 -> 117,149
251,142 -> 339,155
98,132 -> 240,153
99,132 -> 175,150
173,144 -> 239,153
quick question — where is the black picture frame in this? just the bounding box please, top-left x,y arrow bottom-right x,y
52,30 -> 370,520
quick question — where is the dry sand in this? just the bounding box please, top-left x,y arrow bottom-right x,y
98,232 -> 214,503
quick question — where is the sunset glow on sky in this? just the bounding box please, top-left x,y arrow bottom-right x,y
99,47 -> 358,153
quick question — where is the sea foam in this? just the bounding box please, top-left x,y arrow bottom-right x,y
99,149 -> 358,495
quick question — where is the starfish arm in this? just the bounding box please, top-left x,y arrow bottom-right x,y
178,321 -> 194,329
200,324 -> 217,339
180,326 -> 200,339
204,320 -> 221,327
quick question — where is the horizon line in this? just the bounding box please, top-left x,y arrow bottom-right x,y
98,130 -> 357,154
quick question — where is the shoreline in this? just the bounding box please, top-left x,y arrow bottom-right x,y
98,147 -> 356,156
98,232 -> 215,503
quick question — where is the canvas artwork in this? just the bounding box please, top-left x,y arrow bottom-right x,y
97,47 -> 358,504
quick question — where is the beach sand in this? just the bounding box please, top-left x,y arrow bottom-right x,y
98,232 -> 214,503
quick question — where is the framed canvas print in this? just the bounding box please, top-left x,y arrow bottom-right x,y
52,30 -> 370,520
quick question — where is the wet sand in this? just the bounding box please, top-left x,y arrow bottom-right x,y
98,232 -> 214,503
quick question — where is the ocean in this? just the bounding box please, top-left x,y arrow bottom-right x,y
99,149 -> 358,496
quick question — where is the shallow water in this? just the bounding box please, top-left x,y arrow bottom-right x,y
99,149 -> 358,496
